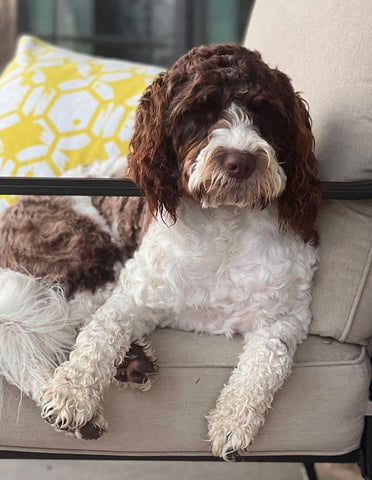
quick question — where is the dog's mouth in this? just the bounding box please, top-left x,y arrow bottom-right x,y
188,147 -> 286,209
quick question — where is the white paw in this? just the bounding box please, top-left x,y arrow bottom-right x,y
207,407 -> 260,460
40,363 -> 104,439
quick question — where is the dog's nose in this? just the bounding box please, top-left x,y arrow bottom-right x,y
223,151 -> 256,179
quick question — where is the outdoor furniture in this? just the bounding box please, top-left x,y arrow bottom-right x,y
0,1 -> 371,479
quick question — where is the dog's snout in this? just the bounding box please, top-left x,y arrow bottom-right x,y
223,151 -> 256,179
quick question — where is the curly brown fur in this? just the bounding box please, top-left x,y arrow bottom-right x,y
91,196 -> 151,258
127,44 -> 321,242
0,196 -> 122,298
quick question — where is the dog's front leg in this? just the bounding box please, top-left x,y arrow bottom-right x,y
40,269 -> 164,439
207,319 -> 308,460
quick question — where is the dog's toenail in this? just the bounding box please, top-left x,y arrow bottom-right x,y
226,451 -> 243,462
128,368 -> 146,384
79,421 -> 102,440
114,366 -> 128,382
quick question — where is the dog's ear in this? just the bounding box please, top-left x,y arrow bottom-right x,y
278,94 -> 321,243
127,74 -> 179,223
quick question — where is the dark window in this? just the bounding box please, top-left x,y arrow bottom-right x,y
17,0 -> 254,66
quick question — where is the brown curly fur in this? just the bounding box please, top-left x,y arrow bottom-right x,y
127,44 -> 321,242
0,196 -> 122,298
91,196 -> 151,258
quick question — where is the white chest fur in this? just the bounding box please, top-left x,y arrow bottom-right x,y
122,199 -> 318,337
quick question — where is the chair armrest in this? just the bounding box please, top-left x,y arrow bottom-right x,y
321,181 -> 372,200
0,177 -> 372,199
0,177 -> 142,197
360,356 -> 372,480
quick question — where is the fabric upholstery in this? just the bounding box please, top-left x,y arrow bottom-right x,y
0,330 -> 370,456
310,200 -> 372,344
244,0 -> 372,183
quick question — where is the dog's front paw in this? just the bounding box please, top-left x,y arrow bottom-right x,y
114,338 -> 158,392
74,408 -> 108,440
40,362 -> 105,440
207,405 -> 260,460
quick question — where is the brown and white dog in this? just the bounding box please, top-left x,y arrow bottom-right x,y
0,45 -> 320,459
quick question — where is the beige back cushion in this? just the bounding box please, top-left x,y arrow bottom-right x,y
244,0 -> 372,182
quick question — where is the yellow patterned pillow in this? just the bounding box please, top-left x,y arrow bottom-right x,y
0,35 -> 162,211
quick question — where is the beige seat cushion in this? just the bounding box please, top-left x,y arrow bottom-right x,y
0,330 -> 370,456
244,0 -> 372,182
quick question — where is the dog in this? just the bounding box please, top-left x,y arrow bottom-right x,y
0,45 -> 320,459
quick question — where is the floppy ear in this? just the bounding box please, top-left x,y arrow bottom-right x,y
127,73 -> 179,222
278,94 -> 321,243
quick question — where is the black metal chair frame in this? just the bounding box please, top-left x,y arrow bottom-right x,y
0,177 -> 371,480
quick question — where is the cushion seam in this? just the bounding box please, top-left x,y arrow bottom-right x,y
158,345 -> 366,369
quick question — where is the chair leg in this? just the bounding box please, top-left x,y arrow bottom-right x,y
302,462 -> 318,480
360,414 -> 372,480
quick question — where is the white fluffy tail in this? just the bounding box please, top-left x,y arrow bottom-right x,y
0,269 -> 81,405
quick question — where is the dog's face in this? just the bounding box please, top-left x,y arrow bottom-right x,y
179,102 -> 286,210
127,45 -> 320,242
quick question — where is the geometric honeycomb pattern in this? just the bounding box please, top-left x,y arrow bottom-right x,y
0,36 -> 162,212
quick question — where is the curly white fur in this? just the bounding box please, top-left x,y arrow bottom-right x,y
40,197 -> 318,456
0,268 -> 121,407
0,270 -> 78,404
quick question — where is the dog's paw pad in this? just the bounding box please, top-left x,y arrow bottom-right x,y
77,421 -> 105,440
115,343 -> 158,385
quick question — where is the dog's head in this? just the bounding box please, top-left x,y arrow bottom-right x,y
127,45 -> 321,242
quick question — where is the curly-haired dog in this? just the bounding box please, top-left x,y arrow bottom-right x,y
0,45 -> 320,458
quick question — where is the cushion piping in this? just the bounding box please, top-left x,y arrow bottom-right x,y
157,344 -> 366,368
0,444 -> 363,457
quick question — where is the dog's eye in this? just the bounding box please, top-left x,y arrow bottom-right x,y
173,110 -> 213,146
191,108 -> 218,123
252,104 -> 285,127
250,104 -> 288,149
251,105 -> 287,140
269,111 -> 286,127
180,109 -> 218,133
